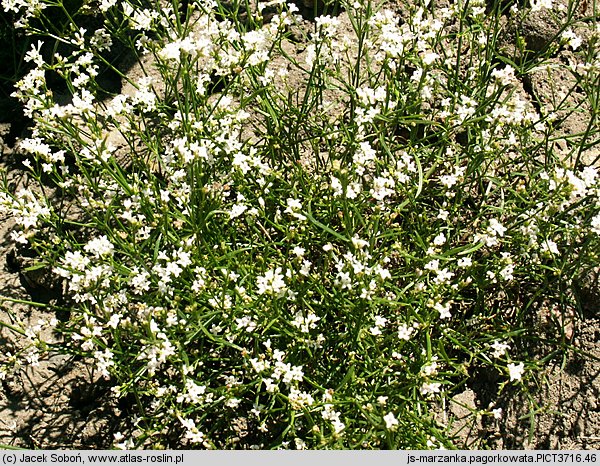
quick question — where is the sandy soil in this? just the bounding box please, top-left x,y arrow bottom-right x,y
0,0 -> 599,449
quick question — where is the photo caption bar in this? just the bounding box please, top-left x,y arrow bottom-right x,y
0,451 -> 598,466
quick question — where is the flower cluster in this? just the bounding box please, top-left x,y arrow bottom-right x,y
1,0 -> 599,450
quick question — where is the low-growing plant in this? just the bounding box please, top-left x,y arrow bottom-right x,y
1,0 -> 599,449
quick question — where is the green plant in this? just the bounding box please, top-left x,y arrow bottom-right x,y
1,0 -> 599,449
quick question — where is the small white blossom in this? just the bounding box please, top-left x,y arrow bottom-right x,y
256,267 -> 287,297
84,236 -> 114,257
491,340 -> 510,358
434,302 -> 452,319
433,233 -> 446,246
487,219 -> 507,237
397,323 -> 413,341
491,65 -> 517,86
457,257 -> 472,268
383,412 -> 399,430
591,214 -> 600,235
507,362 -> 525,381
531,0 -> 553,11
420,382 -> 441,396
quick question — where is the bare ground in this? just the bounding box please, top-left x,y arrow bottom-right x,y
0,0 -> 599,449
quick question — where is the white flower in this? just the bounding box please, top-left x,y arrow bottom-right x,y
284,198 -> 306,221
226,398 -> 241,408
229,203 -> 248,219
299,260 -> 312,276
331,176 -> 343,197
507,362 -> 525,381
291,311 -> 320,333
487,219 -> 507,237
99,0 -> 117,11
370,176 -> 395,201
351,236 -> 369,250
130,267 -> 150,294
397,323 -> 413,341
353,141 -> 377,174
369,326 -> 383,336
374,315 -> 388,327
25,349 -> 40,366
24,41 -> 44,66
437,209 -> 449,220
288,388 -> 314,410
294,438 -> 307,450
179,417 -> 204,444
456,95 -> 477,122
490,340 -> 510,358
356,86 -> 386,106
420,382 -> 441,396
541,239 -> 559,255
84,235 -> 114,257
330,418 -> 345,433
425,259 -> 439,271
439,173 -> 458,188
292,246 -> 305,257
64,251 -> 91,271
383,412 -> 398,430
591,213 -> 600,235
499,263 -> 514,281
422,52 -> 439,65
531,0 -> 553,11
433,233 -> 446,246
346,182 -> 361,199
491,65 -> 517,86
434,302 -> 451,319
369,316 -> 388,336
421,358 -> 439,377
256,267 -> 287,296
433,268 -> 454,285
457,257 -> 472,268
235,316 -> 257,333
